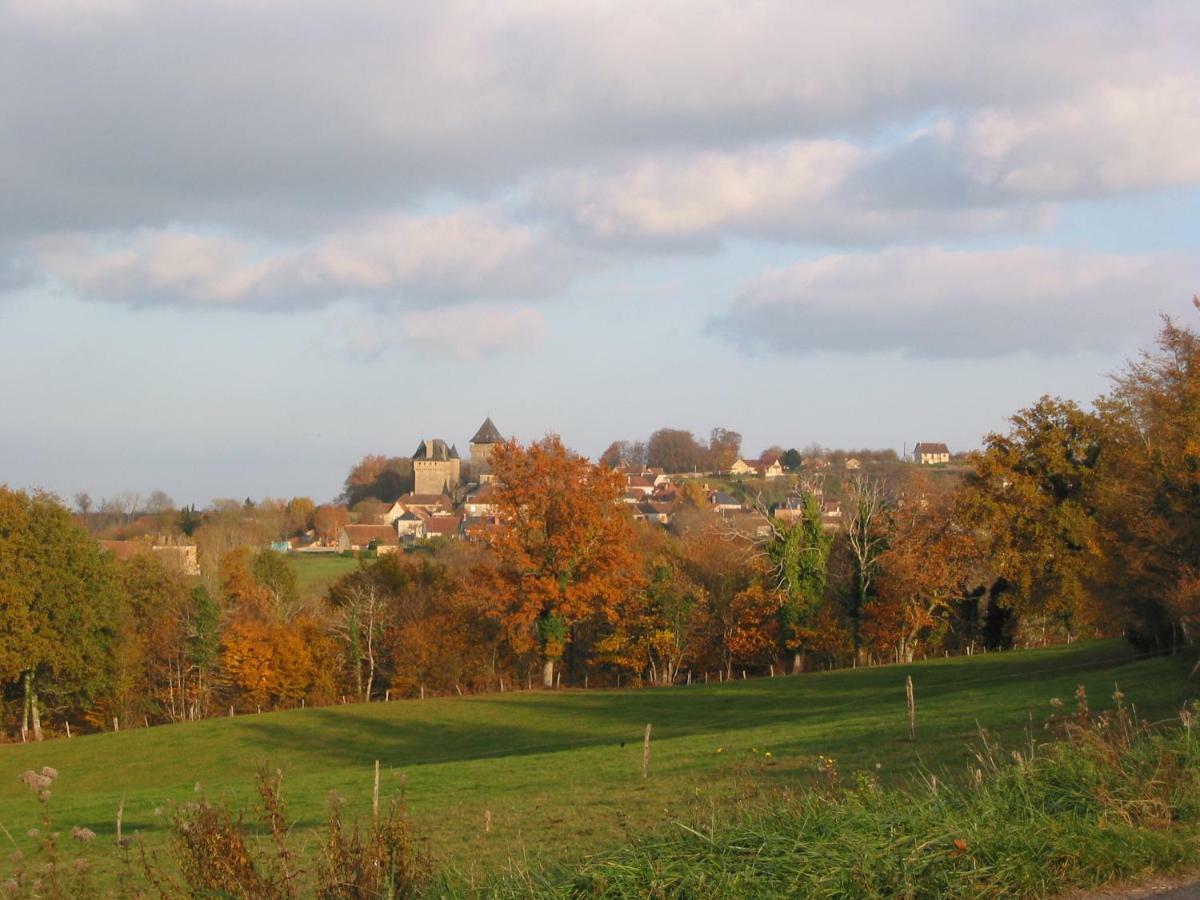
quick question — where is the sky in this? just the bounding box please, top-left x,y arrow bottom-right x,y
1,0 -> 1198,506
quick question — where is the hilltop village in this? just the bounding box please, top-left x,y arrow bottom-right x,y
322,418 -> 957,555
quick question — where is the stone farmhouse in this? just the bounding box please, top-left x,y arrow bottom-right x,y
337,524 -> 401,554
914,442 -> 951,465
99,538 -> 201,575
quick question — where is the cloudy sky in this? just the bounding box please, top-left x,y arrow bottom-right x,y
2,1 -> 1198,505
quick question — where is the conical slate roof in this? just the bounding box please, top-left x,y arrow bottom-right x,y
412,438 -> 456,461
470,417 -> 503,445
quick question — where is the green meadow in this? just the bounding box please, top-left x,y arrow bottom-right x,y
290,552 -> 360,603
0,640 -> 1193,889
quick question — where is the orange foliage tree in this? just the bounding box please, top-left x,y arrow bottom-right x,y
864,483 -> 977,663
478,436 -> 638,687
596,526 -> 709,685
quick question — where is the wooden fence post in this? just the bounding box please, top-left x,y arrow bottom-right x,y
65,721 -> 71,739
906,676 -> 916,741
420,685 -> 425,700
372,760 -> 380,819
116,796 -> 125,846
229,705 -> 234,717
385,689 -> 390,702
455,684 -> 463,696
642,723 -> 652,781
113,717 -> 119,733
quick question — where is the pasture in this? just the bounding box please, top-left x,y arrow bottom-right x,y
0,640 -> 1193,890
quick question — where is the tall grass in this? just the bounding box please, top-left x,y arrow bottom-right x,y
478,689 -> 1200,898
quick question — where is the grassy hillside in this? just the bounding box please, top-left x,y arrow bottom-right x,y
0,641 -> 1194,889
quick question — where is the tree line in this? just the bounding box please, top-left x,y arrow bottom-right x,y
2,312 -> 1198,739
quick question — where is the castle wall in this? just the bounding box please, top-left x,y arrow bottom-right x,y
414,459 -> 460,494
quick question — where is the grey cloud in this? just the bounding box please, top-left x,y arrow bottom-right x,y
1,1 -> 1195,241
710,247 -> 1200,359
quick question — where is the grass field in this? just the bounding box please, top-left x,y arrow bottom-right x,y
0,640 -> 1194,891
289,552 -> 359,604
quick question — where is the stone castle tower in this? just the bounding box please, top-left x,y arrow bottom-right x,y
412,438 -> 461,495
469,417 -> 503,480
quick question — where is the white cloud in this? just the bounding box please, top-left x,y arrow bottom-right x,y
711,247 -> 1200,358
35,213 -> 581,308
534,140 -> 1052,247
320,303 -> 546,361
958,76 -> 1200,198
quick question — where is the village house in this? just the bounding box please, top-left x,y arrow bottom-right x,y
384,493 -> 452,523
759,456 -> 785,478
424,515 -> 464,541
393,510 -> 427,541
708,490 -> 743,513
845,457 -> 862,470
821,498 -> 843,530
463,482 -> 499,517
727,458 -> 757,477
635,499 -> 674,525
913,442 -> 951,465
337,524 -> 401,555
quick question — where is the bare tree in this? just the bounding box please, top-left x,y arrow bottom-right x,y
329,572 -> 386,702
145,489 -> 176,515
843,473 -> 892,637
73,491 -> 92,516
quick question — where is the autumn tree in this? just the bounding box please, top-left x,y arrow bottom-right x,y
112,553 -> 193,723
647,429 -> 707,473
865,484 -> 977,662
285,496 -> 316,536
0,488 -> 124,739
251,549 -> 299,615
342,455 -> 414,506
1092,310 -> 1200,647
959,397 -> 1102,643
479,436 -> 638,687
596,527 -> 707,685
314,504 -> 351,543
677,520 -> 765,677
707,428 -> 743,471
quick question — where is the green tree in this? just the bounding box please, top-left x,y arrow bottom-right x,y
0,488 -> 124,739
766,494 -> 831,672
252,549 -> 299,613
